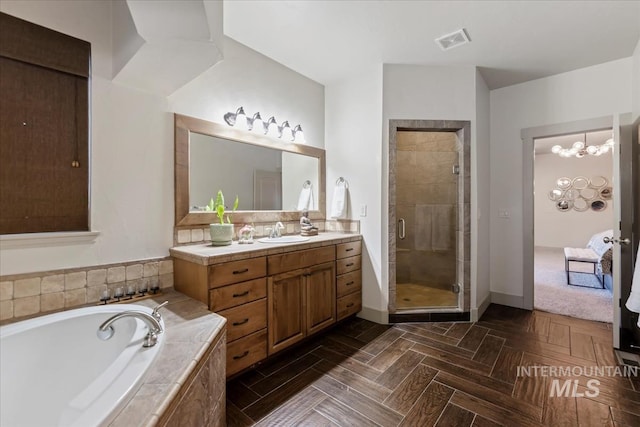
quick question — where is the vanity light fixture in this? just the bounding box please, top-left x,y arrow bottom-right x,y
292,124 -> 305,143
551,133 -> 614,158
247,112 -> 263,132
279,121 -> 292,140
223,106 -> 245,127
224,107 -> 305,143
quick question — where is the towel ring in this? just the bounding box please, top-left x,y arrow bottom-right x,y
336,177 -> 349,188
303,180 -> 311,189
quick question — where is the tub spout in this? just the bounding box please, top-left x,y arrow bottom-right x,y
97,310 -> 163,347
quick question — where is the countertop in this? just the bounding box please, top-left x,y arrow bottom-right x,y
170,232 -> 362,266
107,289 -> 226,427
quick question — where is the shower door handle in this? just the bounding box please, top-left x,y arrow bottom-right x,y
398,218 -> 406,240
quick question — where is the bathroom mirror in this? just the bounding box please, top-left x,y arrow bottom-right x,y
175,114 -> 326,226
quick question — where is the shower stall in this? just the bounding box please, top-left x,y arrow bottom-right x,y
388,121 -> 470,321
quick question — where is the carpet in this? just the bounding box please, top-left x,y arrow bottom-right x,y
535,246 -> 612,323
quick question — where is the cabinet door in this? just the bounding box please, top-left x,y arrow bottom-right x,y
268,270 -> 306,355
306,261 -> 336,336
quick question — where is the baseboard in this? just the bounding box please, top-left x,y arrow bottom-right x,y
357,306 -> 389,325
471,293 -> 492,321
491,291 -> 524,308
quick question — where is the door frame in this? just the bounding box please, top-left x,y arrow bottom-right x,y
387,119 -> 471,319
521,116 -> 617,336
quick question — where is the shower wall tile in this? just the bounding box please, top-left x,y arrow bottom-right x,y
41,292 -> 64,312
87,269 -> 107,286
144,262 -> 159,278
0,300 -> 13,320
126,264 -> 144,281
65,271 -> 86,290
396,152 -> 416,185
41,274 -> 64,294
414,205 -> 433,251
0,281 -> 12,301
14,295 -> 40,317
107,266 -> 126,283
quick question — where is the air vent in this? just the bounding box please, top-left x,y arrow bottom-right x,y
435,29 -> 471,51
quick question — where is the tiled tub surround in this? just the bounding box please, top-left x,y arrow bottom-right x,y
0,258 -> 174,321
174,219 -> 360,246
1,289 -> 226,426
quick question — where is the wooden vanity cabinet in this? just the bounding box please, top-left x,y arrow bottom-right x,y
267,247 -> 336,355
336,241 -> 362,320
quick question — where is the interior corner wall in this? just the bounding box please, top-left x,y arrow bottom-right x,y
474,69 -> 491,314
325,66 -> 384,322
0,2 -> 325,276
534,153 -> 613,248
489,57 -> 633,300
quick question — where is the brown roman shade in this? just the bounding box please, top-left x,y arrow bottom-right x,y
0,12 -> 90,234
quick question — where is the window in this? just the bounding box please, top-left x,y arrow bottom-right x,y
0,12 -> 90,234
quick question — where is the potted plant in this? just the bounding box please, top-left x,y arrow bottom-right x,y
206,190 -> 239,246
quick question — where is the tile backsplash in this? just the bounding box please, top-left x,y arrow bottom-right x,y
0,257 -> 173,322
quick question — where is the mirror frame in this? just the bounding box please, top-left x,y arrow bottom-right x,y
175,113 -> 326,226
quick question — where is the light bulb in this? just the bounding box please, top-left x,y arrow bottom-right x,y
572,141 -> 585,150
293,125 -> 304,143
235,108 -> 248,130
551,145 -> 562,154
279,121 -> 292,140
586,145 -> 598,155
266,116 -> 279,137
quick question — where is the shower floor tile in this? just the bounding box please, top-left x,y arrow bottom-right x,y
397,282 -> 457,308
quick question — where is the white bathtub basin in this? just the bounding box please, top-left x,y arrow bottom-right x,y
0,304 -> 164,427
258,236 -> 310,244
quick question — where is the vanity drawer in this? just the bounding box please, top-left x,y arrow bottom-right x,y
208,257 -> 266,288
337,270 -> 362,298
337,291 -> 362,321
209,278 -> 267,312
336,241 -> 361,259
268,246 -> 335,275
218,298 -> 267,343
226,329 -> 267,377
336,255 -> 361,275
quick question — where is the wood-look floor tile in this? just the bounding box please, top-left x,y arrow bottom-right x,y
360,328 -> 405,356
322,335 -> 375,362
450,391 -> 544,427
368,337 -> 416,371
593,341 -> 618,367
354,322 -> 392,344
311,346 -> 383,381
576,397 -> 613,427
404,331 -> 476,360
292,409 -> 339,427
471,415 -> 501,426
541,384 -> 577,426
227,380 -> 262,409
399,381 -> 454,427
490,346 -> 522,384
335,318 -> 379,339
374,349 -> 425,390
256,341 -> 321,377
458,325 -> 489,352
445,322 -> 472,339
435,371 -> 542,421
529,314 -> 550,337
227,401 -> 254,427
236,369 -> 266,388
313,396 -> 380,426
383,364 -> 438,415
472,335 -> 505,366
488,329 -> 573,358
570,331 -> 597,361
422,356 -> 513,395
250,353 -> 321,396
395,323 -> 461,346
574,383 -> 640,416
314,359 -> 392,402
512,375 -> 546,408
253,386 -> 327,426
312,374 -> 403,427
434,403 -> 475,427
243,368 -> 324,422
412,342 -> 492,375
610,407 -> 640,426
547,322 -> 570,348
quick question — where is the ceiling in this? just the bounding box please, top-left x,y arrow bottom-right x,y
223,0 -> 640,89
534,129 -> 613,155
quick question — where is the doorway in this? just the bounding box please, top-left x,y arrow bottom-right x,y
388,120 -> 470,321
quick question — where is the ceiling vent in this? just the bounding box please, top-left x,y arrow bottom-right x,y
435,29 -> 471,51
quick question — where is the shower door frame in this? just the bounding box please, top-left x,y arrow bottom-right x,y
388,120 -> 471,320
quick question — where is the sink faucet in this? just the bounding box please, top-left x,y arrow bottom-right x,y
97,301 -> 168,347
270,222 -> 285,238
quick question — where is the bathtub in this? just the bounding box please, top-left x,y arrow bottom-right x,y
0,304 -> 164,427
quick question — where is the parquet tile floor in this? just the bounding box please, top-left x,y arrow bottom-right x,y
226,304 -> 640,426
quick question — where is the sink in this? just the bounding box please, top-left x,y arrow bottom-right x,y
258,236 -> 310,244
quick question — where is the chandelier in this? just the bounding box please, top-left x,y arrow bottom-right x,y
551,133 -> 614,158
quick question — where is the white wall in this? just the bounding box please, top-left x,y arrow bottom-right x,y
0,2 -> 324,276
474,69 -> 491,314
282,153 -> 319,212
534,152 -> 613,248
325,67 -> 384,321
633,39 -> 640,123
490,58 -> 633,298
